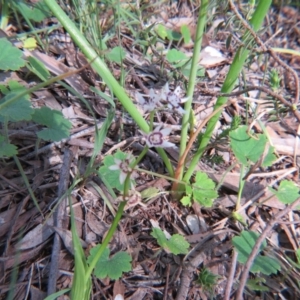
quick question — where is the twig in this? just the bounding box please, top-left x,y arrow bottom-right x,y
201,85 -> 300,123
235,197 -> 300,299
229,0 -> 299,105
47,149 -> 73,296
224,249 -> 238,300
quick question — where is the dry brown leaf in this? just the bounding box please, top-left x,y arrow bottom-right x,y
52,226 -> 87,255
16,221 -> 54,250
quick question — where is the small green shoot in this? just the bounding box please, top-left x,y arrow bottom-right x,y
87,244 -> 132,280
232,231 -> 281,275
197,267 -> 220,293
151,228 -> 190,255
181,171 -> 218,207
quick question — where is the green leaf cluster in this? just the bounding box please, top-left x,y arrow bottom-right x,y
232,231 -> 281,275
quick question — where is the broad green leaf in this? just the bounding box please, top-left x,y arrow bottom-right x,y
232,231 -> 280,275
253,255 -> 280,275
229,125 -> 267,166
151,228 -> 190,255
156,24 -> 168,40
180,25 -> 191,44
106,46 -> 126,64
166,30 -> 181,41
192,172 -> 218,207
32,107 -> 71,141
261,145 -> 276,167
0,135 -> 18,157
232,231 -> 266,262
87,245 -> 132,280
0,92 -> 33,121
269,180 -> 300,204
15,1 -> 51,22
0,38 -> 26,70
166,49 -> 187,63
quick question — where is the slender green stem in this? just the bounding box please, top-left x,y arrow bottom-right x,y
236,164 -> 246,210
85,201 -> 126,280
183,0 -> 272,183
44,0 -> 148,131
44,0 -> 173,176
13,155 -> 43,216
178,0 -> 208,181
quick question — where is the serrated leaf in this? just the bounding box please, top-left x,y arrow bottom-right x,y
191,172 -> 218,207
181,195 -> 192,206
180,25 -> 191,44
0,135 -> 18,157
32,107 -> 71,141
0,38 -> 26,70
232,231 -> 266,262
232,231 -> 280,275
166,49 -> 187,62
269,180 -> 300,204
23,37 -> 37,50
0,92 -> 33,121
106,46 -> 126,63
229,126 -> 267,166
167,234 -> 190,255
151,228 -> 189,255
252,255 -> 280,275
87,245 -> 132,280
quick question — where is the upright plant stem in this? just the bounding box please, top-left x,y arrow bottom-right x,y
44,0 -> 174,176
183,0 -> 272,183
178,0 -> 208,181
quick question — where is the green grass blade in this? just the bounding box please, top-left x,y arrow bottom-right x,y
184,0 -> 272,182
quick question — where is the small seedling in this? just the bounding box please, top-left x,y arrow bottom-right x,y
197,267 -> 220,294
151,228 -> 190,255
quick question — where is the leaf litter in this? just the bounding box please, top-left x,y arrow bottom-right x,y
0,2 -> 300,300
